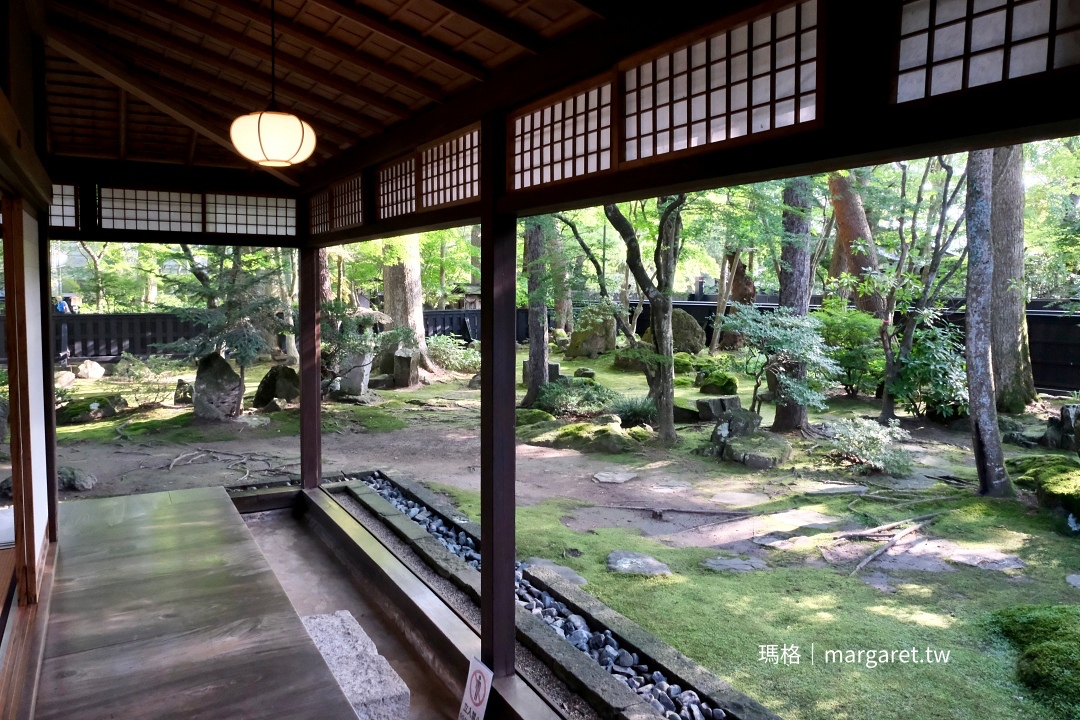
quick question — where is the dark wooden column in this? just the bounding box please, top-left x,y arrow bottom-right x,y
479,112 -> 517,678
298,244 -> 322,489
38,219 -> 58,542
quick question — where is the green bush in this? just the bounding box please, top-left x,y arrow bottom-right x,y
812,299 -> 884,396
426,334 -> 481,373
674,376 -> 693,387
700,371 -> 739,395
610,395 -> 657,428
827,417 -> 913,476
114,353 -> 184,406
990,605 -> 1080,717
533,377 -> 620,418
673,352 -> 695,374
891,324 -> 969,422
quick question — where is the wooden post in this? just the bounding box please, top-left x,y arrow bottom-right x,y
298,243 -> 322,489
479,112 -> 517,678
39,218 -> 58,542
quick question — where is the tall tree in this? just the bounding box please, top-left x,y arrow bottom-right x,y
382,234 -> 433,369
76,240 -> 109,311
318,247 -> 333,304
522,219 -> 550,407
990,145 -> 1037,413
773,177 -> 814,432
470,225 -> 481,284
965,150 -> 1013,497
827,171 -> 887,318
605,195 -> 688,446
550,228 -> 573,334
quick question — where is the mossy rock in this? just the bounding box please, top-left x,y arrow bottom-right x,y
1016,640 -> 1080,712
700,371 -> 739,395
1006,455 -> 1080,516
722,432 -> 792,470
517,419 -> 639,454
626,425 -> 654,442
641,309 -> 706,355
516,408 -> 556,427
673,352 -> 695,374
56,395 -> 128,425
613,349 -> 647,372
990,604 -> 1080,649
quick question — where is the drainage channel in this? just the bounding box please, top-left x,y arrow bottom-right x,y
357,472 -> 731,720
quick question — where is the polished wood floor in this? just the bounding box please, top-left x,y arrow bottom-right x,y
36,487 -> 357,720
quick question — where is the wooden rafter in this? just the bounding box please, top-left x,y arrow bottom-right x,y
308,0 -> 489,80
118,89 -> 127,159
51,2 -> 409,121
429,0 -> 548,53
46,25 -> 297,185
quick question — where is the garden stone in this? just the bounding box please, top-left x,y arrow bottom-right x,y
710,409 -> 761,445
393,349 -> 419,388
368,373 -> 394,390
522,361 -> 562,385
54,371 -> 76,389
574,367 -> 596,379
193,352 -> 241,421
520,557 -> 587,585
57,394 -> 128,424
565,315 -> 616,359
252,365 -> 300,408
1067,574 -> 1080,589
57,466 -> 96,492
702,556 -> 768,572
607,550 -> 672,576
722,432 -> 793,470
338,352 -> 374,395
173,379 -> 193,405
76,359 -> 105,380
673,403 -> 699,423
468,373 -> 482,389
259,399 -> 283,413
696,396 -> 742,422
594,471 -> 639,484
641,309 -> 706,355
807,484 -> 868,495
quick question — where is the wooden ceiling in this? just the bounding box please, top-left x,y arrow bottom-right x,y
43,0 -> 597,172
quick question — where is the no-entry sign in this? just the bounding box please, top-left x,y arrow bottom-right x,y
458,657 -> 494,720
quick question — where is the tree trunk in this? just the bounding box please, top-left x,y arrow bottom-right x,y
336,254 -> 344,303
318,247 -> 333,305
470,225 -> 481,284
717,253 -> 755,349
382,234 -> 433,368
180,243 -> 217,308
965,150 -> 1013,498
438,239 -> 447,310
773,177 -> 814,432
990,145 -> 1036,413
649,295 -> 676,440
550,229 -> 573,334
828,172 -> 887,318
522,220 -> 549,407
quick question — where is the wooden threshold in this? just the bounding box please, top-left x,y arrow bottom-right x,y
0,543 -> 56,720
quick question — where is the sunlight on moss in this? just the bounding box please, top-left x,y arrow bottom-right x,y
866,605 -> 955,628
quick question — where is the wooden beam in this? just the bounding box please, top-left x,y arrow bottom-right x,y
0,87 -> 51,211
47,25 -> 298,186
212,0 -> 449,101
49,7 -> 401,128
118,89 -> 127,160
478,112 -> 516,679
186,127 -> 198,165
298,244 -> 322,489
37,221 -> 59,545
308,0 -> 488,80
48,156 -> 302,195
430,0 -> 548,54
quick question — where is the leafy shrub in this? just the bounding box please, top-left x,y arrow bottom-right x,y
0,367 -> 8,399
673,352 -> 695,374
812,299 -> 884,396
692,353 -> 736,376
426,334 -> 481,373
610,395 -> 657,428
533,377 -> 620,418
700,371 -> 739,395
890,324 -> 968,422
674,376 -> 694,388
990,605 -> 1080,716
114,353 -> 184,406
827,417 -> 913,476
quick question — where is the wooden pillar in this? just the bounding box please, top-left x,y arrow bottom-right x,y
38,218 -> 58,541
298,244 -> 322,489
479,112 -> 517,678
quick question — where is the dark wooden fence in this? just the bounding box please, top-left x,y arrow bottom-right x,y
5,300 -> 1076,391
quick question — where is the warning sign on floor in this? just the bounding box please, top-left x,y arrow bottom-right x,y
458,656 -> 493,720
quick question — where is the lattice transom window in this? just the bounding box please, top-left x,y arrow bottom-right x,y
100,188 -> 202,232
512,83 -> 613,190
310,190 -> 330,235
624,0 -> 818,163
422,128 -> 480,209
897,0 -> 1080,102
206,195 -> 296,236
379,158 -> 416,219
49,184 -> 78,228
332,176 -> 364,230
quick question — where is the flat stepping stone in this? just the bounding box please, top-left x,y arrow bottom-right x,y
764,508 -> 839,532
1067,574 -> 1080,589
593,471 -> 639,484
651,480 -> 692,492
806,484 -> 868,495
711,491 -> 769,507
702,556 -> 768,572
302,611 -> 410,720
861,572 -> 897,593
520,557 -> 587,586
753,534 -> 816,551
607,550 -> 671,576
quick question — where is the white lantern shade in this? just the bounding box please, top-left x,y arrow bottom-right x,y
230,111 -> 317,167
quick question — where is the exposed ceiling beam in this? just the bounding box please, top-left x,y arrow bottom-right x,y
428,0 -> 548,53
51,11 -> 388,136
308,0 -> 489,80
186,128 -> 198,165
211,0 -> 457,98
118,89 -> 127,159
46,25 -> 297,186
51,1 -> 408,122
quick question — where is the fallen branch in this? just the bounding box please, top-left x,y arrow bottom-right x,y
169,451 -> 200,471
888,494 -> 966,511
115,420 -> 133,442
834,511 -> 952,539
849,521 -> 929,576
595,504 -> 750,516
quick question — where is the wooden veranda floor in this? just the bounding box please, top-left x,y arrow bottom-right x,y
35,487 -> 356,719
